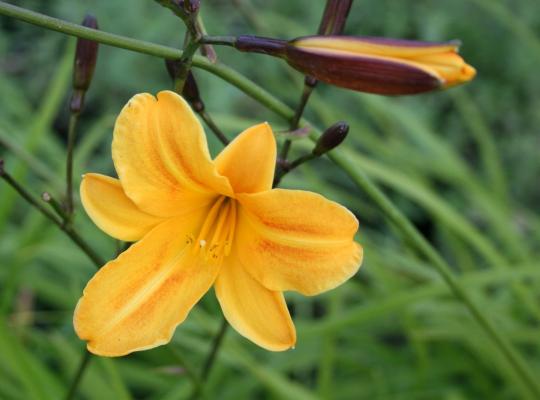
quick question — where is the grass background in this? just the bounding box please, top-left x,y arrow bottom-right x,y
1,0 -> 540,399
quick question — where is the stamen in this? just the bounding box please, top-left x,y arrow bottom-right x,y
208,201 -> 231,251
190,196 -> 238,263
193,196 -> 226,255
224,200 -> 237,256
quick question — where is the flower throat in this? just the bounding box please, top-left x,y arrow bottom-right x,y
191,196 -> 237,263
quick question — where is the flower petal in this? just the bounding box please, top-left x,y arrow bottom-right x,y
214,122 -> 276,194
236,189 -> 362,295
74,213 -> 219,357
80,173 -> 164,242
112,90 -> 232,216
215,254 -> 296,351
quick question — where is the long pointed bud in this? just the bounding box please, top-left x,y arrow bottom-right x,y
285,36 -> 476,94
70,15 -> 99,113
234,34 -> 475,95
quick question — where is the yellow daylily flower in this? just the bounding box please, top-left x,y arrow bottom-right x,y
74,90 -> 363,356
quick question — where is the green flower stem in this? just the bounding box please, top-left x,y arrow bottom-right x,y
200,317 -> 228,381
174,39 -> 201,93
280,82 -> 316,162
169,347 -> 204,396
199,110 -> 229,145
64,350 -> 91,400
274,152 -> 317,186
1,2 -> 539,396
0,164 -> 104,268
189,317 -> 228,400
0,2 -> 184,59
65,112 -> 79,219
42,191 -> 69,221
200,35 -> 236,47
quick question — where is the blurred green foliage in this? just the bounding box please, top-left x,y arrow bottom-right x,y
1,0 -> 540,399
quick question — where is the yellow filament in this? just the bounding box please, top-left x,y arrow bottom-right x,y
193,196 -> 226,254
207,200 -> 231,260
192,196 -> 238,262
224,200 -> 237,256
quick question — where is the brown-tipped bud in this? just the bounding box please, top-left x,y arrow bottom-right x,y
318,0 -> 353,35
313,121 -> 349,156
70,15 -> 99,113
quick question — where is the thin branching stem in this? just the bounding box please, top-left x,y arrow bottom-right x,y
65,112 -> 79,219
189,317 -> 228,399
64,350 -> 91,400
169,347 -> 205,396
200,35 -> 236,47
280,82 -> 315,162
199,111 -> 229,145
0,167 -> 104,268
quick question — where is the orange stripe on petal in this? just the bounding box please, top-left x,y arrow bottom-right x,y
112,91 -> 232,217
236,189 -> 362,295
74,213 -> 219,356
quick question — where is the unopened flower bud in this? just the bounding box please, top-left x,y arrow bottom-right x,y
70,15 -> 99,113
285,36 -> 476,95
318,0 -> 352,35
235,35 -> 476,95
313,121 -> 349,156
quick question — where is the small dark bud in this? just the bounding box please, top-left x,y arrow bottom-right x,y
312,121 -> 349,156
318,0 -> 353,35
70,14 -> 99,113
